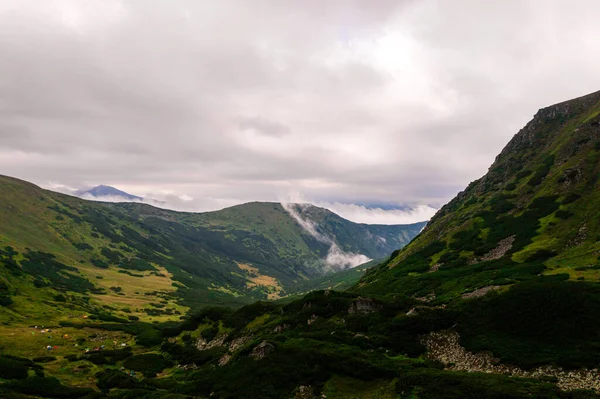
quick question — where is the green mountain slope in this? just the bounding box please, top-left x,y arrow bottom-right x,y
359,89 -> 600,299
0,175 -> 424,324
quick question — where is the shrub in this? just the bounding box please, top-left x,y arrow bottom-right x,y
0,356 -> 30,379
555,209 -> 574,219
123,354 -> 173,377
33,356 -> 57,363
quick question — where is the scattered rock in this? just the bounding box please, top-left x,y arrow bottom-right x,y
229,335 -> 253,352
218,353 -> 232,366
250,341 -> 274,359
423,330 -> 600,392
461,285 -> 501,299
567,223 -> 588,247
470,236 -> 515,264
416,292 -> 436,303
406,308 -> 419,316
307,314 -> 318,325
295,385 -> 316,399
273,324 -> 291,333
428,263 -> 441,273
197,333 -> 227,351
348,297 -> 382,315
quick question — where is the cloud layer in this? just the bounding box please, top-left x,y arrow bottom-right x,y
1,0 -> 600,222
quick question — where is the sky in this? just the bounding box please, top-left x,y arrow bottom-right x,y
1,0 -> 600,224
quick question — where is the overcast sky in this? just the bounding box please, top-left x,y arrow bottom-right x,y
1,0 -> 599,224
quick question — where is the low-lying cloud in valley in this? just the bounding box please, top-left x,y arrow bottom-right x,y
281,202 -> 372,272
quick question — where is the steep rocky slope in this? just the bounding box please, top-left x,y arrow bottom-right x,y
359,89 -> 600,299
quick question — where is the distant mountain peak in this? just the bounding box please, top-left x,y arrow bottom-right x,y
76,185 -> 144,201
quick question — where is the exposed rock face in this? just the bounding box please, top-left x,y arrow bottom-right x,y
228,335 -> 253,352
406,308 -> 419,316
461,285 -> 501,299
347,297 -> 382,314
478,235 -> 515,263
294,385 -> 316,399
416,292 -> 436,303
218,353 -> 232,366
428,263 -> 441,273
197,333 -> 227,351
273,324 -> 291,333
568,223 -> 588,247
250,341 -> 274,359
423,330 -> 600,392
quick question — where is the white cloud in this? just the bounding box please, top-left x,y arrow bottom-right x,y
1,0 -> 600,215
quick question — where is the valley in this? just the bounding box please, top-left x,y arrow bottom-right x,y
1,90 -> 600,398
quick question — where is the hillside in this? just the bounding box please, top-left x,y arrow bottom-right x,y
0,175 -> 424,325
359,89 -> 600,298
2,90 -> 600,398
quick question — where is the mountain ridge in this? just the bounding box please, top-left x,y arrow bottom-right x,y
0,173 -> 425,323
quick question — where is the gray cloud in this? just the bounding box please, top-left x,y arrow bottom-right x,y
1,0 -> 600,222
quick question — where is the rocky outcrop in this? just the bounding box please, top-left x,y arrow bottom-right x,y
461,285 -> 501,299
428,263 -> 441,273
197,333 -> 227,351
347,297 -> 382,314
218,353 -> 232,366
250,341 -> 274,359
294,385 -> 316,399
481,236 -> 515,262
567,223 -> 588,247
423,330 -> 600,392
228,335 -> 253,352
273,324 -> 291,333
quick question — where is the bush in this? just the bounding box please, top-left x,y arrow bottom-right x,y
123,354 -> 173,377
33,356 -> 57,363
555,209 -> 574,219
524,249 -> 557,262
96,370 -> 142,391
3,376 -> 93,398
0,356 -> 30,379
0,294 -> 13,306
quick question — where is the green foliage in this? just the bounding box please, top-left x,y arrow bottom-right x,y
527,155 -> 555,187
33,356 -> 57,363
395,368 -> 564,399
96,370 -> 143,391
0,356 -> 30,379
20,251 -> 96,293
458,282 -> 600,369
0,294 -> 13,306
72,242 -> 93,251
123,354 -> 173,377
555,209 -> 574,219
2,376 -> 93,398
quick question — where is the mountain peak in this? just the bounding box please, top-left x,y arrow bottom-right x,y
76,185 -> 144,201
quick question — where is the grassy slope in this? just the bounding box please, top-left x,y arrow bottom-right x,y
0,177 -> 423,324
359,89 -> 600,299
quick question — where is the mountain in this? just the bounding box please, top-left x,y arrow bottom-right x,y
358,89 -> 600,299
76,185 -> 144,201
2,91 -> 600,398
0,175 -> 425,325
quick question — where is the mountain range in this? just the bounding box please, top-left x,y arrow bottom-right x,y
1,90 -> 600,398
0,176 -> 425,325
